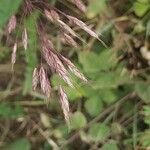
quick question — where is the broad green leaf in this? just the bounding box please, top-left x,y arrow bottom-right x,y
79,51 -> 101,73
81,86 -> 99,98
70,112 -> 87,129
2,138 -> 31,150
84,95 -> 103,116
23,11 -> 39,94
101,143 -> 118,150
0,0 -> 22,28
87,0 -> 106,18
78,50 -> 116,73
133,1 -> 149,17
100,90 -> 118,104
93,70 -> 129,89
64,86 -> 84,101
0,103 -> 24,118
135,83 -> 150,103
88,123 -> 110,142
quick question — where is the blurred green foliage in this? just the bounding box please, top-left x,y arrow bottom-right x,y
133,0 -> 150,17
0,0 -> 150,150
2,138 -> 31,150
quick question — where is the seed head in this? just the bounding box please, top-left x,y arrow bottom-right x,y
32,67 -> 39,91
62,33 -> 78,48
39,66 -> 51,98
59,85 -> 70,122
72,0 -> 86,13
7,15 -> 17,34
61,55 -> 87,82
22,28 -> 28,50
11,42 -> 17,71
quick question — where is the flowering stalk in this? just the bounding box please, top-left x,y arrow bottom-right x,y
6,0 -> 107,121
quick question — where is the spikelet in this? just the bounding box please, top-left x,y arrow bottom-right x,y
7,15 -> 17,34
22,28 -> 28,50
50,9 -> 60,21
42,46 -> 74,88
11,42 -> 17,70
67,15 -> 107,47
44,10 -> 82,42
72,0 -> 86,13
57,19 -> 79,39
44,9 -> 53,22
44,9 -> 60,22
62,33 -> 78,47
58,85 -> 70,123
39,66 -> 51,98
32,67 -> 39,91
39,33 -> 74,88
48,39 -> 54,49
61,55 -> 87,82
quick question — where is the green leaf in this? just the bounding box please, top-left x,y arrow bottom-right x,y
0,0 -> 22,28
2,138 -> 31,150
0,103 -> 24,119
81,86 -> 99,98
84,95 -> 103,116
101,143 -> 118,150
78,50 -> 116,73
133,1 -> 149,17
64,86 -> 83,101
135,83 -> 150,103
100,90 -> 118,105
93,70 -> 129,89
70,112 -> 87,129
88,123 -> 110,142
87,0 -> 106,18
23,11 -> 39,94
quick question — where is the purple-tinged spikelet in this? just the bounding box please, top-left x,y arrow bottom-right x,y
59,85 -> 70,122
22,28 -> 28,50
11,42 -> 17,70
61,55 -> 87,82
39,32 -> 74,87
44,9 -> 60,22
7,15 -> 17,34
72,0 -> 86,13
62,33 -> 78,48
67,15 -> 107,47
32,67 -> 39,91
39,66 -> 51,98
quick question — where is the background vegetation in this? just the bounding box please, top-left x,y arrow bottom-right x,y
0,0 -> 150,149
